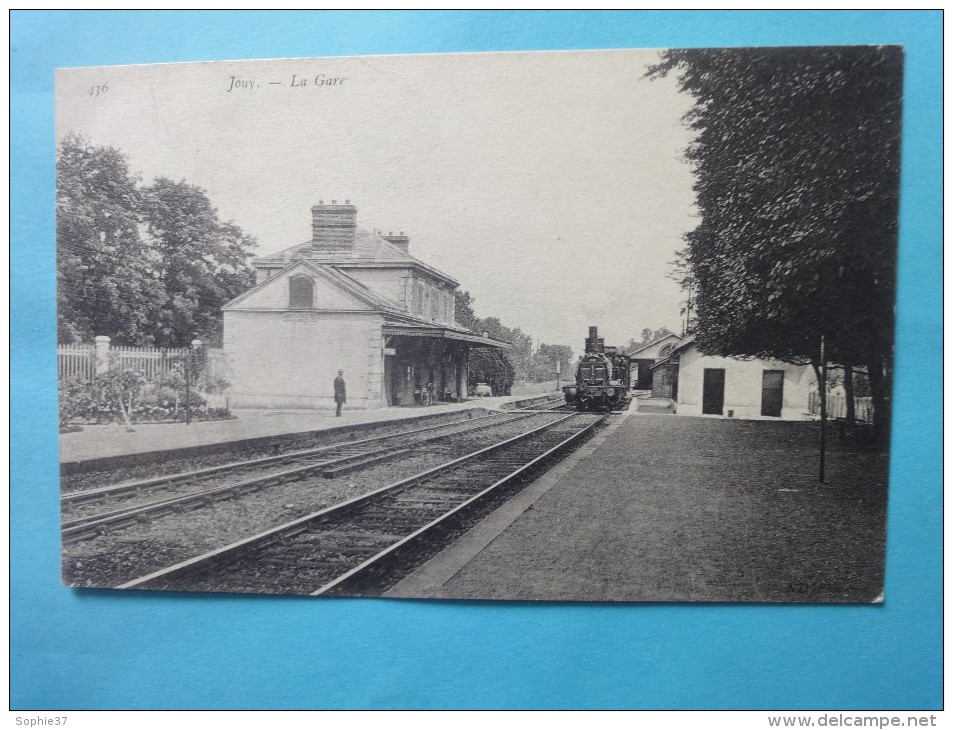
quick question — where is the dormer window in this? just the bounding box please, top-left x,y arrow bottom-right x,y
289,275 -> 314,309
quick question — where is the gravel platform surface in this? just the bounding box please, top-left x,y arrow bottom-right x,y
394,412 -> 888,603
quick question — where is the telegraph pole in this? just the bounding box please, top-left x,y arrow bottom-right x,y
819,334 -> 827,483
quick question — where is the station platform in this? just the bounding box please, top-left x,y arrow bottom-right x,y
386,410 -> 887,603
58,396 -> 539,464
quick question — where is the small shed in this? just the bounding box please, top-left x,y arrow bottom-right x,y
628,333 -> 681,390
652,338 -> 817,420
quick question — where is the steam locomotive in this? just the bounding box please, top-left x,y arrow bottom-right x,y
562,326 -> 632,412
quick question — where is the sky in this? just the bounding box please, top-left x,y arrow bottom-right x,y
56,49 -> 698,351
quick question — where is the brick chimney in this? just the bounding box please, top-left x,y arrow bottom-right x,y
310,199 -> 357,250
382,230 -> 410,253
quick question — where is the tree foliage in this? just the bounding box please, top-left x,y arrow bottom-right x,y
143,178 -> 257,346
527,343 -> 574,382
649,47 -> 902,435
56,135 -> 257,347
467,348 -> 515,396
454,290 -> 573,388
56,133 -> 164,344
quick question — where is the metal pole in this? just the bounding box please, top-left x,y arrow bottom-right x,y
185,339 -> 203,426
185,347 -> 192,426
819,334 -> 827,483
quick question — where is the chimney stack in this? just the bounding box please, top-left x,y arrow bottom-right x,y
382,230 -> 410,253
310,200 -> 357,251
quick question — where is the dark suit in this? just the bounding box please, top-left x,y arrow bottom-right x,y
334,375 -> 347,416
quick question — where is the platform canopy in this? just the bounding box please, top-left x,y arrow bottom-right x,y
383,321 -> 510,349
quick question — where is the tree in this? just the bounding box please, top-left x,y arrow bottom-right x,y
142,178 -> 257,347
468,348 -> 515,396
454,290 -> 478,330
649,47 -> 901,438
456,289 -> 540,390
56,134 -> 164,344
528,343 -> 574,382
57,137 -> 259,348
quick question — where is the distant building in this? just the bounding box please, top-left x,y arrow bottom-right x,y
627,333 -> 681,391
222,201 -> 508,409
650,337 -> 817,420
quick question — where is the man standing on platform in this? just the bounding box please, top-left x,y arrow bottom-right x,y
334,369 -> 347,417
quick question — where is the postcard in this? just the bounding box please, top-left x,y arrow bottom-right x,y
57,47 -> 900,601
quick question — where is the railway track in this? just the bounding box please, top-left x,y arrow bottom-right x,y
119,412 -> 605,595
60,410 -> 547,544
512,395 -> 572,412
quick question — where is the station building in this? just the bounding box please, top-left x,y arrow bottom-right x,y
222,201 -> 509,409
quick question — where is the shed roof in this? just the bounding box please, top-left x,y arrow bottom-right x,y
649,337 -> 695,370
628,332 -> 682,359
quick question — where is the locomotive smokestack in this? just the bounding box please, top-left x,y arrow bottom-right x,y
586,325 -> 604,354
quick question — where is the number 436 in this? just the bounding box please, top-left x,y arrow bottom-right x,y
88,82 -> 108,97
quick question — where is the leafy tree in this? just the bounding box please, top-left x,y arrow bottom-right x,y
97,366 -> 149,432
56,136 -> 257,348
646,327 -> 675,345
528,343 -> 574,382
454,290 -> 478,330
455,290 -> 524,391
649,47 -> 901,438
142,178 -> 257,347
56,134 -> 164,344
468,348 -> 515,396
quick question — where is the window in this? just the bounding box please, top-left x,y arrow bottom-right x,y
289,276 -> 314,309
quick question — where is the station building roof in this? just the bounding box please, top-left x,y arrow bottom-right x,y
253,227 -> 459,288
223,259 -> 508,350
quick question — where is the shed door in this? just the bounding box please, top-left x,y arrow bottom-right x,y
761,370 -> 784,417
702,369 -> 725,415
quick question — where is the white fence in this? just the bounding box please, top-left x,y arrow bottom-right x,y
111,344 -> 194,380
808,392 -> 874,423
58,343 -> 96,382
58,338 -> 228,403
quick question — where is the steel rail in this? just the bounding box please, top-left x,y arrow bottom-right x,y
118,412 -> 588,591
60,445 -> 414,543
61,411 -> 547,544
62,412 -> 505,505
312,412 -> 607,596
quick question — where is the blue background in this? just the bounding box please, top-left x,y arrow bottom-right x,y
11,10 -> 942,710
